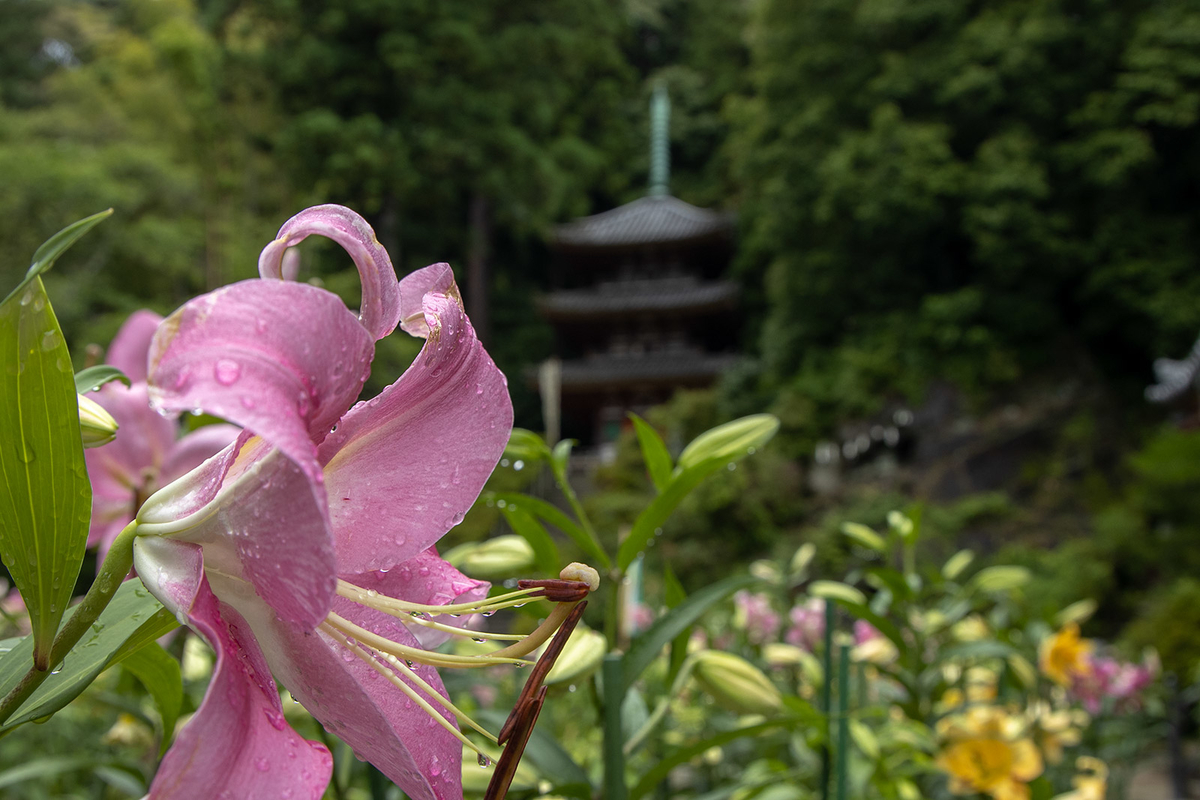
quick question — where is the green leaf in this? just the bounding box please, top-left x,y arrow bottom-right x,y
551,439 -> 574,479
486,492 -> 608,568
108,606 -> 180,665
3,209 -> 113,306
0,757 -> 97,790
865,567 -> 913,602
618,416 -> 779,571
629,414 -> 672,492
73,366 -> 131,395
0,277 -> 91,668
0,578 -> 171,731
500,506 -> 560,575
616,463 -> 710,571
120,642 -> 182,755
663,563 -> 689,683
503,428 -> 552,464
675,413 -> 779,472
628,717 -> 806,800
623,573 -> 757,691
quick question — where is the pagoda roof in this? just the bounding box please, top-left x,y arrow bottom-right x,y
552,351 -> 742,391
553,195 -> 733,249
539,277 -> 737,319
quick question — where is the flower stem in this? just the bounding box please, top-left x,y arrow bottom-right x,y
0,520 -> 138,725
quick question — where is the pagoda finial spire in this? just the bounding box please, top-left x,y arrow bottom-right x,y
649,83 -> 670,197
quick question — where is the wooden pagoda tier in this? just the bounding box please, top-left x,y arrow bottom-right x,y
539,194 -> 741,448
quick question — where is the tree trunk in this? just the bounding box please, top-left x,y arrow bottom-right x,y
466,192 -> 491,343
377,191 -> 401,269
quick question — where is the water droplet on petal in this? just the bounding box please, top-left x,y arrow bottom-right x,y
214,359 -> 241,385
254,757 -> 270,772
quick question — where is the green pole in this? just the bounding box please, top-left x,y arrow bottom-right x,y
819,600 -> 835,800
603,654 -> 627,800
836,644 -> 851,800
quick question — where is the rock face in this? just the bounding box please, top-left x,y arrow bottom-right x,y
813,379 -> 1111,506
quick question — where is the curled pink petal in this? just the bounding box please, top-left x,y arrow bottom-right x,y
399,263 -> 459,338
105,309 -> 163,383
259,204 -> 402,341
143,570 -> 332,800
319,291 -> 512,573
148,280 -> 374,484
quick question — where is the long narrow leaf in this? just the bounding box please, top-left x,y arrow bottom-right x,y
629,717 -> 806,800
500,506 -> 560,575
120,642 -> 182,755
623,573 -> 757,691
73,366 -> 130,395
629,414 -> 672,492
0,277 -> 91,667
617,462 -> 712,571
0,578 -> 169,731
487,492 -> 609,568
3,209 -> 112,306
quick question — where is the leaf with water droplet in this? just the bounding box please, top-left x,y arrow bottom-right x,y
0,272 -> 91,667
0,578 -> 178,733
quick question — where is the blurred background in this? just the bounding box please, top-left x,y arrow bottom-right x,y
5,0 -> 1200,796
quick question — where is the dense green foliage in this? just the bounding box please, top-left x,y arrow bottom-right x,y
731,0 -> 1200,450
5,0 -> 1200,682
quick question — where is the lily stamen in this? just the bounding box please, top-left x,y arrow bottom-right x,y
322,625 -> 497,761
321,613 -> 532,668
322,562 -> 600,791
336,581 -> 543,617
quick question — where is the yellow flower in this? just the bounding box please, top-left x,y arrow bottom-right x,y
937,707 -> 1044,800
1039,623 -> 1093,685
1054,757 -> 1107,800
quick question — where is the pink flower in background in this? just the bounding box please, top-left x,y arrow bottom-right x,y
734,591 -> 781,644
628,602 -> 656,634
786,598 -> 826,650
84,310 -> 238,558
132,206 -> 512,800
854,619 -> 881,644
1070,653 -> 1158,714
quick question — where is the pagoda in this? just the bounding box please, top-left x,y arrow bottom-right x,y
537,87 -> 741,450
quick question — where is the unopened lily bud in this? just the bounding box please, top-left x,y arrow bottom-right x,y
78,393 -> 118,447
450,535 -> 536,580
544,625 -> 606,685
692,650 -> 783,716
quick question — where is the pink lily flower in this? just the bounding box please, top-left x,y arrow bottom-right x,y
84,310 -> 238,558
132,206 -> 513,800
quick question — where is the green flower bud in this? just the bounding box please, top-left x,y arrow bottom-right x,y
447,535 -> 536,580
544,625 -> 607,685
692,650 -> 783,716
77,393 -> 118,448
